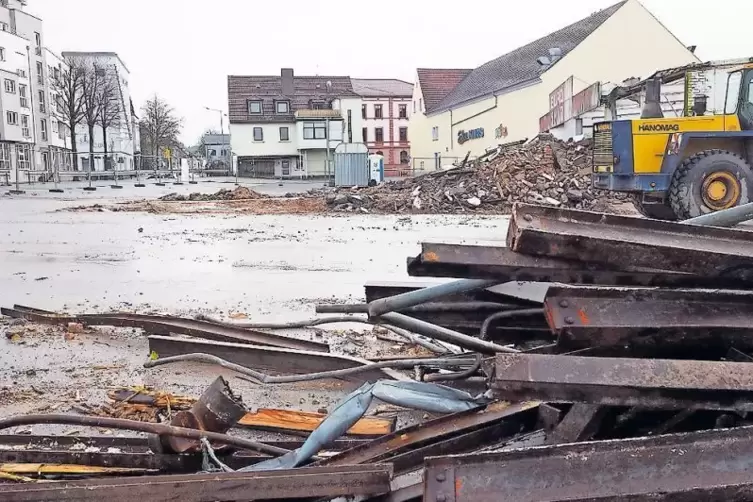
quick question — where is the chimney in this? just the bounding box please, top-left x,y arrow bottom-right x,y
281,68 -> 294,96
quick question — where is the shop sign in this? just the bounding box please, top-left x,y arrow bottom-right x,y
571,82 -> 601,116
457,128 -> 484,145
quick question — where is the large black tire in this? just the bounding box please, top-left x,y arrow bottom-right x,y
630,194 -> 677,220
669,149 -> 753,220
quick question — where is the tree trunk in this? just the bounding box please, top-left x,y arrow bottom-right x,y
69,121 -> 78,170
88,124 -> 95,178
102,124 -> 108,170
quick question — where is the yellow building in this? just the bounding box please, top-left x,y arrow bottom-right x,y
409,0 -> 700,169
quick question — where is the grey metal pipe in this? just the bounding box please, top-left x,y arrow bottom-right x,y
684,202 -> 753,228
318,302 -> 516,315
316,304 -> 368,314
367,279 -> 498,318
379,312 -> 519,354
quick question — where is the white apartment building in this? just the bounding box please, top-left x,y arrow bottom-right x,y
62,51 -> 135,172
229,68 -> 364,178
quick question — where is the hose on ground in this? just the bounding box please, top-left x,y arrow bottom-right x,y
480,309 -> 546,341
144,353 -> 478,384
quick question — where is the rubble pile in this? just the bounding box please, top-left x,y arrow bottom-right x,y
160,186 -> 266,202
326,135 -> 628,214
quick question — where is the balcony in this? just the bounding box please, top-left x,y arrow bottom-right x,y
294,109 -> 342,120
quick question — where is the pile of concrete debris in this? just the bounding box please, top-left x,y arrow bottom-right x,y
160,186 -> 266,202
326,135 -> 628,214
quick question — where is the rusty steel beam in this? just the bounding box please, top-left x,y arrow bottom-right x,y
0,449 -> 268,472
317,402 -> 540,468
492,353 -> 753,410
543,286 -> 753,348
148,335 -> 404,381
507,203 -> 753,279
2,306 -> 328,352
0,464 -> 392,502
407,242 -> 735,288
423,426 -> 753,502
546,404 -> 607,445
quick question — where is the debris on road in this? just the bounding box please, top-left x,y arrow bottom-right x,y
9,202 -> 753,500
324,135 -> 630,214
159,186 -> 266,201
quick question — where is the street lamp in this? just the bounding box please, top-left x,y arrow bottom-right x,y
204,106 -> 235,185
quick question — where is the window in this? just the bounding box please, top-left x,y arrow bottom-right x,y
40,119 -> 47,141
281,159 -> 290,176
34,32 -> 41,47
0,143 -> 10,170
375,127 -> 384,143
419,99 -> 423,111
374,104 -> 383,119
36,62 -> 42,84
399,127 -> 408,142
54,67 -> 60,81
16,145 -> 30,170
38,90 -> 45,113
6,111 -> 17,125
247,100 -> 262,114
362,127 -> 367,142
253,127 -> 263,141
52,120 -> 58,134
399,104 -> 407,119
361,104 -> 367,119
95,67 -> 105,77
4,79 -> 14,93
432,126 -> 439,141
279,126 -> 289,141
303,121 -> 326,140
19,84 -> 27,108
400,151 -> 409,164
17,69 -> 25,78
275,101 -> 290,114
726,71 -> 743,114
0,47 -> 5,62
0,22 -> 8,32
21,115 -> 29,137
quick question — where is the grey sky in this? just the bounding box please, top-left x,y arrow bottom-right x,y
28,0 -> 753,144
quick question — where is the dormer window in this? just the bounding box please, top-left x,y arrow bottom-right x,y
275,100 -> 290,114
247,100 -> 262,114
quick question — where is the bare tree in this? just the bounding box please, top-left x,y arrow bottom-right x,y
51,56 -> 87,166
140,95 -> 182,164
97,72 -> 121,170
80,62 -> 105,176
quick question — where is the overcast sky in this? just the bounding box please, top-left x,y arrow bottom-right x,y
27,0 -> 753,144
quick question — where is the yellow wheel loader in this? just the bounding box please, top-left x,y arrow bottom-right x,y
592,60 -> 753,220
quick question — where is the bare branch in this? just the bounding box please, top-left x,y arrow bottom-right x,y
139,95 -> 182,158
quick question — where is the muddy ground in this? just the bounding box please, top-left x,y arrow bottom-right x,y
0,180 -> 507,439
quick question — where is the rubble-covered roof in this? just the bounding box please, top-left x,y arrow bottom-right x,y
351,79 -> 413,98
416,69 -> 473,112
228,75 -> 359,124
431,1 -> 627,114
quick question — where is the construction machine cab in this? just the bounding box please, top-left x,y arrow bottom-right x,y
592,61 -> 753,220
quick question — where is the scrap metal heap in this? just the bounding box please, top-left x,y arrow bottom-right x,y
6,203 -> 753,500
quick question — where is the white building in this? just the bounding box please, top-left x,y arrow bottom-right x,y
229,68 -> 364,178
351,78 -> 412,176
61,51 -> 135,172
409,0 -> 700,167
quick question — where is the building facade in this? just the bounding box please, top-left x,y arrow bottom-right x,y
229,68 -> 364,178
202,133 -> 231,168
409,0 -> 700,167
61,52 -> 135,172
351,78 -> 412,176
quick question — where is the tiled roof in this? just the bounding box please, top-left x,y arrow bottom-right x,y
351,79 -> 413,97
431,1 -> 627,114
416,69 -> 472,112
228,75 -> 359,123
